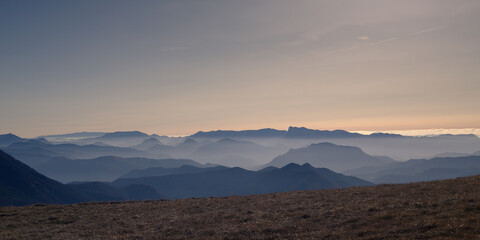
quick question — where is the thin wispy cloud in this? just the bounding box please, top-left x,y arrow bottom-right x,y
288,26 -> 447,67
412,26 -> 446,36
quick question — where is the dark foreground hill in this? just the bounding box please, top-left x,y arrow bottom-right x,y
1,176 -> 480,239
0,150 -> 163,205
0,150 -> 87,206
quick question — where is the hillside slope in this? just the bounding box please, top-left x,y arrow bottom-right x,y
345,155 -> 480,183
36,156 -> 205,183
0,150 -> 87,206
1,176 -> 479,239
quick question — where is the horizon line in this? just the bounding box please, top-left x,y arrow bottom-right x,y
5,127 -> 479,139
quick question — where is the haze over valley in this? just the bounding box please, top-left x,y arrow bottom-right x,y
1,126 -> 480,205
1,1 -> 480,239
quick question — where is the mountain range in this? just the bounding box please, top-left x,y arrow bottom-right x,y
265,142 -> 394,172
0,133 -> 25,147
120,165 -> 229,179
189,138 -> 287,168
1,149 -> 373,206
79,131 -> 152,147
0,150 -> 163,206
3,127 -> 479,164
190,127 -> 480,161
192,127 -> 479,140
0,150 -> 87,206
3,126 -> 480,207
2,139 -> 170,168
345,155 -> 480,183
192,127 -> 386,139
112,163 -> 372,199
35,156 -> 206,183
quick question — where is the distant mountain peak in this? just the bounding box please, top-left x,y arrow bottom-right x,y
282,163 -> 302,168
189,127 -> 412,139
191,128 -> 286,138
309,142 -> 337,147
301,163 -> 314,168
281,162 -> 315,170
1,133 -> 18,137
0,133 -> 24,147
266,142 -> 389,172
131,137 -> 164,150
101,131 -> 150,138
286,127 -> 362,138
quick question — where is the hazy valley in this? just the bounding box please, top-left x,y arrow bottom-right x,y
1,127 -> 480,206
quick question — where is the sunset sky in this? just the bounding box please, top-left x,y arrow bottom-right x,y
1,0 -> 479,137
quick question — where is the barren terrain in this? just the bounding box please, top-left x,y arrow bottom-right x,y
1,176 -> 480,239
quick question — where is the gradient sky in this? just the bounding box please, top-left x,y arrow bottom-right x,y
1,0 -> 480,137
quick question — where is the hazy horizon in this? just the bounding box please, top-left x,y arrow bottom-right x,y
1,0 -> 479,137
3,127 -> 480,139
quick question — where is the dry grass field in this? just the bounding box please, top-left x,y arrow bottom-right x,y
1,176 -> 480,239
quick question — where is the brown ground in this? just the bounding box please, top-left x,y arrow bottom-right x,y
1,176 -> 480,240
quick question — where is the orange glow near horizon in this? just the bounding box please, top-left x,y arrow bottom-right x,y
1,1 -> 479,138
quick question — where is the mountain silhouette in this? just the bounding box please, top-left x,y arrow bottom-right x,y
345,155 -> 480,184
191,138 -> 283,168
112,163 -> 372,199
0,133 -> 24,147
285,127 -> 363,138
192,128 -> 286,138
79,131 -> 152,147
3,141 -> 170,168
265,142 -> 394,172
141,138 -> 202,159
190,127 -> 403,139
100,131 -> 150,139
175,138 -> 200,151
0,150 -> 87,206
120,165 -> 229,178
131,138 -> 164,150
36,156 -> 206,183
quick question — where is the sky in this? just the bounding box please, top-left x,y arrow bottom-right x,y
1,0 -> 480,138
